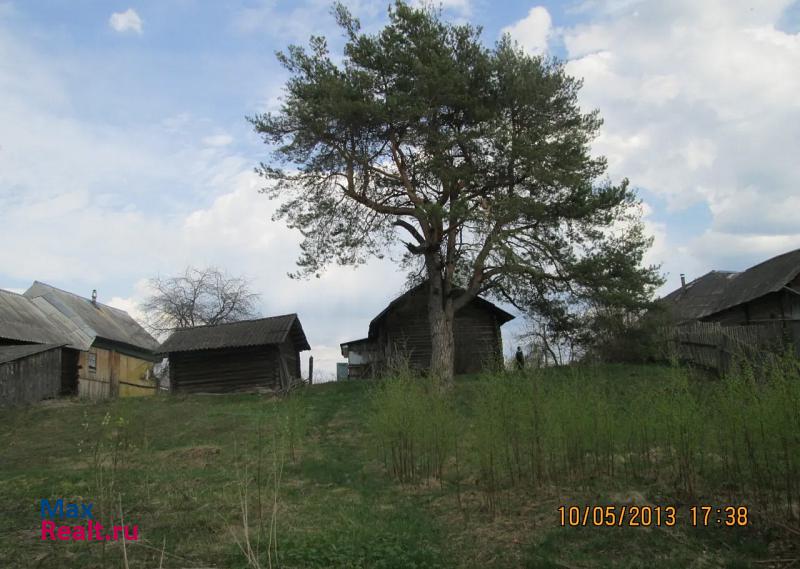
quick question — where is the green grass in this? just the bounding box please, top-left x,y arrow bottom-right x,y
0,364 -> 797,568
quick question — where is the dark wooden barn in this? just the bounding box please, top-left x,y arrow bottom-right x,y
340,282 -> 514,377
0,344 -> 66,406
662,248 -> 800,333
159,315 -> 311,394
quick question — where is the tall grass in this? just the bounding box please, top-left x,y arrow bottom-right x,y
230,390 -> 310,568
368,371 -> 459,484
369,356 -> 800,520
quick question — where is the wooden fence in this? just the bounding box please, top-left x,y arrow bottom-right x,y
660,321 -> 791,375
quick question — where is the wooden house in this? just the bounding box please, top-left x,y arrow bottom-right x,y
0,287 -> 90,403
23,282 -> 160,398
662,249 -> 800,326
159,314 -> 310,394
0,282 -> 159,404
340,282 -> 514,378
660,248 -> 800,350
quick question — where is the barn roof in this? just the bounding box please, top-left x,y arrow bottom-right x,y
158,314 -> 311,354
24,282 -> 158,353
367,282 -> 515,339
660,271 -> 740,322
0,343 -> 64,365
0,289 -> 93,350
715,248 -> 800,309
661,248 -> 800,322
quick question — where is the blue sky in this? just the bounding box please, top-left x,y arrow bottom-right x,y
1,0 -> 799,377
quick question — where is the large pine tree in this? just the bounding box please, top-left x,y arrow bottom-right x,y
250,2 -> 661,381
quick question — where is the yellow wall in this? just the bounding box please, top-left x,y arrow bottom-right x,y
77,347 -> 155,399
118,353 -> 156,397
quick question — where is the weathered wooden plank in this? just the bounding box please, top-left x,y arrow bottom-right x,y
169,344 -> 301,394
0,348 -> 62,406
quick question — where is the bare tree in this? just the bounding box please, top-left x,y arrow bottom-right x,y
142,267 -> 261,334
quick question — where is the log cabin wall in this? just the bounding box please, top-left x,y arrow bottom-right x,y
169,345 -> 282,394
453,303 -> 503,373
382,290 -> 432,371
702,288 -> 800,356
0,348 -> 62,406
378,287 -> 505,375
278,337 -> 301,380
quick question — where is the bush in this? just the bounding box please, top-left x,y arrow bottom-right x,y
370,360 -> 800,520
368,372 -> 459,484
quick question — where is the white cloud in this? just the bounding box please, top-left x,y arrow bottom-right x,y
0,16 -> 411,377
553,0 -> 800,291
502,6 -> 552,55
202,133 -> 234,147
109,8 -> 143,34
0,168 -> 407,375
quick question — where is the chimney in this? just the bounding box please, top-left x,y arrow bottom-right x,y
680,274 -> 686,289
91,289 -> 97,305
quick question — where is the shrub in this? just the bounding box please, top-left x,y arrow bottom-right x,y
368,372 -> 459,484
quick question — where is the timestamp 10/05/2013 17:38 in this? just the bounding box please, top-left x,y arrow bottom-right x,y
558,505 -> 749,528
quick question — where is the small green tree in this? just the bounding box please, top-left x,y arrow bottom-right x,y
250,1 -> 661,382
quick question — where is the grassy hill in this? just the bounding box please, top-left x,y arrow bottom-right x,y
1,364 -> 798,568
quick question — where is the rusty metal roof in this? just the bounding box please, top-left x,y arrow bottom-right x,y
158,314 -> 310,354
0,289 -> 93,350
661,248 -> 800,322
24,281 -> 159,353
0,343 -> 64,365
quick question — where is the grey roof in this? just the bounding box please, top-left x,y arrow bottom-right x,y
0,289 -> 93,350
23,281 -> 158,353
341,337 -> 372,347
367,281 -> 515,339
339,337 -> 372,357
660,271 -> 740,322
715,248 -> 800,309
158,314 -> 311,354
661,248 -> 800,322
0,343 -> 64,365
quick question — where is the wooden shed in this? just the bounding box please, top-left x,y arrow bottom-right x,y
24,282 -> 160,398
159,314 -> 311,394
0,344 -> 66,406
661,248 -> 800,341
341,282 -> 514,377
0,288 -> 88,402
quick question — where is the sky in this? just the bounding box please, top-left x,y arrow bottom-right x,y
1,0 -> 799,379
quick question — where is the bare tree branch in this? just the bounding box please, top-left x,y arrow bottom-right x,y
141,267 -> 261,334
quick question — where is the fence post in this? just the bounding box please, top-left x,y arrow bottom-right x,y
308,355 -> 314,385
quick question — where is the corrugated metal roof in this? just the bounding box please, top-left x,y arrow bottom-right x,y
661,248 -> 800,322
0,343 -> 64,365
367,281 -> 515,339
24,282 -> 158,353
0,289 -> 93,350
158,314 -> 311,354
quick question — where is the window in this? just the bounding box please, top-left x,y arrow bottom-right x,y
87,352 -> 97,373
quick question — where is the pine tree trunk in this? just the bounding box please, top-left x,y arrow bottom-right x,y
428,276 -> 455,384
